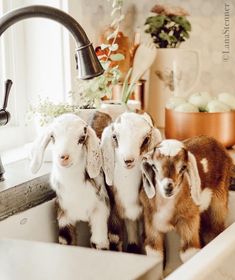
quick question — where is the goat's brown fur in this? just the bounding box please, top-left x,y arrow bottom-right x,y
184,136 -> 232,244
88,111 -> 112,139
140,136 -> 233,262
55,199 -> 77,245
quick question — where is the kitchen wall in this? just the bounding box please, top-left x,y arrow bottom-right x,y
71,0 -> 235,95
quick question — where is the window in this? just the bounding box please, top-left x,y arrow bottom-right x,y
0,0 -> 72,152
0,0 -> 28,151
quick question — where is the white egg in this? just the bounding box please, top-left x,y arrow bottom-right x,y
218,93 -> 235,110
207,100 -> 231,112
174,102 -> 199,112
188,92 -> 212,111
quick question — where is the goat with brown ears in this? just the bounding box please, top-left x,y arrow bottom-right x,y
30,113 -> 110,250
140,136 -> 233,263
101,112 -> 162,253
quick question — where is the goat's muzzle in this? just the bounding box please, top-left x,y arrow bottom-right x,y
59,154 -> 71,167
124,158 -> 135,169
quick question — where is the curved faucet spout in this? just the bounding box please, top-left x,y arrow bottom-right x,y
0,5 -> 104,79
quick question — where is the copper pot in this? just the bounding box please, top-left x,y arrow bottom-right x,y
165,108 -> 235,148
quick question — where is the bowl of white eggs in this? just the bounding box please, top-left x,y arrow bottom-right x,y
165,92 -> 235,148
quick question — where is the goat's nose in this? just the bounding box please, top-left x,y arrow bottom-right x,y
165,182 -> 173,192
60,154 -> 70,161
124,158 -> 135,165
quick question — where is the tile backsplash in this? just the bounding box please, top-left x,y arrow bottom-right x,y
76,0 -> 235,95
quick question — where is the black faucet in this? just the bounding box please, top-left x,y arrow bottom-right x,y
0,79 -> 12,181
0,5 -> 104,181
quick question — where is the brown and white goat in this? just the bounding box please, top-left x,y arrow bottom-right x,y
30,113 -> 110,249
140,136 -> 233,263
101,112 -> 162,253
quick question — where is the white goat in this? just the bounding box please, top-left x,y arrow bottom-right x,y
101,112 -> 161,253
30,113 -> 110,249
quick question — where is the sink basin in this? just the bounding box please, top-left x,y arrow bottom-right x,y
0,192 -> 235,279
0,237 -> 161,280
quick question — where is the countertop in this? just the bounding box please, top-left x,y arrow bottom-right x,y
0,159 -> 54,221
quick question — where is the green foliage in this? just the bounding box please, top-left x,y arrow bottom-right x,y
145,14 -> 191,48
73,0 -> 125,108
73,60 -> 121,109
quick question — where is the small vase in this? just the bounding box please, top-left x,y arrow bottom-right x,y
100,100 -> 127,121
147,49 -> 200,127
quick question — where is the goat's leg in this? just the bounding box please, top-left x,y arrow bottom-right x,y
58,224 -> 77,245
89,204 -> 110,250
177,216 -> 201,263
125,219 -> 141,254
55,199 -> 77,245
201,188 -> 228,245
142,208 -> 164,263
144,231 -> 164,263
108,207 -> 124,252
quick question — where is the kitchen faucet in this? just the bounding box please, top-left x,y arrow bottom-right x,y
0,5 -> 104,181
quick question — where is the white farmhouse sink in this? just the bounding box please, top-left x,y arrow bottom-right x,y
0,192 -> 235,279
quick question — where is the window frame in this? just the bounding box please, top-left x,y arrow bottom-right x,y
0,0 -> 29,152
0,0 -> 72,152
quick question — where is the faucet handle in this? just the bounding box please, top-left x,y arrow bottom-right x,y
3,79 -> 13,110
0,79 -> 12,126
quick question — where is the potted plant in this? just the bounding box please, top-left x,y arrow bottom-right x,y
145,4 -> 191,48
144,4 -> 199,127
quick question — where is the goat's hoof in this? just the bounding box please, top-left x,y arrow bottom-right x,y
90,240 -> 109,250
127,243 -> 141,254
110,242 -> 123,252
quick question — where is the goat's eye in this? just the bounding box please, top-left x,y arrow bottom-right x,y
51,135 -> 55,144
180,165 -> 187,173
78,135 -> 86,144
112,134 -> 118,144
152,164 -> 158,172
142,136 -> 149,147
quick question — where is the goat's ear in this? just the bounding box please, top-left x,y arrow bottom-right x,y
141,160 -> 156,199
30,127 -> 52,174
140,112 -> 154,126
148,128 -> 162,151
101,126 -> 115,186
85,126 -> 102,179
187,151 -> 201,205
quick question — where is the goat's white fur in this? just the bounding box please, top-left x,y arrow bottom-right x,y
58,236 -> 68,245
157,178 -> 177,199
199,188 -> 212,212
145,245 -> 163,262
180,248 -> 200,263
153,198 -> 175,233
114,160 -> 142,220
100,125 -> 115,186
187,152 -> 202,205
30,113 -> 109,249
158,139 -> 184,157
200,158 -> 209,173
101,112 -> 162,246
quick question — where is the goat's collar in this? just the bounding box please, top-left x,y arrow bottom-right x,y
158,140 -> 184,157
